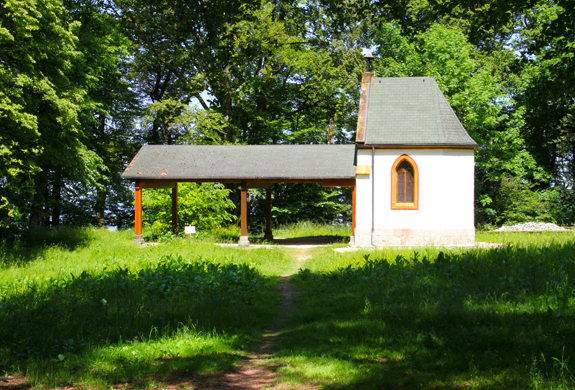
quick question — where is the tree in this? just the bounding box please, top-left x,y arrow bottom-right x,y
117,0 -> 364,223
0,0 -> 107,232
62,0 -> 143,228
249,184 -> 351,230
142,183 -> 236,236
373,23 -> 547,225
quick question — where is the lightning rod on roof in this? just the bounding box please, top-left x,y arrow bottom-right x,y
364,49 -> 375,72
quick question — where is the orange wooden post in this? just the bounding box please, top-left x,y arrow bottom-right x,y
350,183 -> 356,246
171,184 -> 178,233
239,182 -> 249,245
134,182 -> 144,244
264,186 -> 273,241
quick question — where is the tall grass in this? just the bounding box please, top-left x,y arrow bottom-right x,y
156,221 -> 351,242
273,231 -> 575,389
0,227 -> 291,388
3,226 -> 575,389
272,221 -> 351,239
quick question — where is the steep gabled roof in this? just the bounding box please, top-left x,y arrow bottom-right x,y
121,144 -> 357,182
364,77 -> 477,147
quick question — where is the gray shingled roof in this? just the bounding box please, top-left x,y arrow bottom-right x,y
122,145 -> 357,181
364,77 -> 478,146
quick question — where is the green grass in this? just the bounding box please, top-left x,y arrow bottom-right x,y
0,227 -> 292,388
3,226 -> 575,389
272,221 -> 351,239
273,231 -> 575,389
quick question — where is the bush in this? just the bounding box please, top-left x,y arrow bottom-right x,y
495,175 -> 555,225
142,183 -> 236,237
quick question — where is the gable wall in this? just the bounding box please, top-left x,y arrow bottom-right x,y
355,148 -> 475,246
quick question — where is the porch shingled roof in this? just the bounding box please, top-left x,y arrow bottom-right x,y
121,144 -> 357,181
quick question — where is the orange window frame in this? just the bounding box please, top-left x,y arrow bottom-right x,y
391,154 -> 419,210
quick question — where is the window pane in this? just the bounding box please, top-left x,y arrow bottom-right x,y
398,161 -> 413,176
397,170 -> 405,202
406,171 -> 414,202
396,160 -> 414,204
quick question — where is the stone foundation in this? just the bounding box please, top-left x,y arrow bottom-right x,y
354,228 -> 475,246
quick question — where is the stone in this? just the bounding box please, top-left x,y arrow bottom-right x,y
493,222 -> 568,232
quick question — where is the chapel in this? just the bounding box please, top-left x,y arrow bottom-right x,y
353,72 -> 477,246
122,57 -> 477,246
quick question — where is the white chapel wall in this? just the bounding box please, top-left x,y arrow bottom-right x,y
355,148 -> 475,246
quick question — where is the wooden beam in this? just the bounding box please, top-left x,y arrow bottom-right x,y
322,179 -> 356,187
246,182 -> 272,189
356,72 -> 371,143
356,145 -> 477,150
239,182 -> 249,245
135,182 -> 142,235
171,184 -> 178,233
241,184 -> 247,236
140,181 -> 177,189
131,178 -> 357,184
134,182 -> 143,244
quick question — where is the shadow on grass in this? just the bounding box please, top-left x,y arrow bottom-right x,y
0,257 -> 279,387
251,236 -> 349,246
0,227 -> 94,267
276,242 -> 575,389
95,352 -> 242,386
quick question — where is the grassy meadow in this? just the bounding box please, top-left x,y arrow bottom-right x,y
1,226 -> 575,389
0,227 -> 292,388
275,231 -> 575,389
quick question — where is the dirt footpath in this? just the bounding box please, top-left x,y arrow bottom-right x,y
186,249 -> 314,390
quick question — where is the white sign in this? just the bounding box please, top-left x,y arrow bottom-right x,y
185,225 -> 196,234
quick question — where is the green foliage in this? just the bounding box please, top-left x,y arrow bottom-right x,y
142,183 -> 236,235
0,0 -> 101,230
142,100 -> 228,145
249,184 -> 351,230
4,0 -> 575,232
118,0 -> 362,145
548,187 -> 575,226
495,175 -> 555,225
0,0 -> 140,231
68,0 -> 142,229
374,22 -> 555,226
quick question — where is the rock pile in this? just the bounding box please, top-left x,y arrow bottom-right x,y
493,222 -> 569,232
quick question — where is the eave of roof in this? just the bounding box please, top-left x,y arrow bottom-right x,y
122,144 -> 357,182
357,144 -> 477,149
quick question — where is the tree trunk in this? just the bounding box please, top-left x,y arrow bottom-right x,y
94,113 -> 107,226
52,166 -> 62,226
29,170 -> 48,228
221,65 -> 235,142
225,183 -> 242,220
95,183 -> 107,227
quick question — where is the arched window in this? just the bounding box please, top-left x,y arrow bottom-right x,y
391,155 -> 419,210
